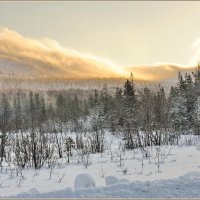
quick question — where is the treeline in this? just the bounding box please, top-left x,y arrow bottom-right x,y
0,67 -> 200,170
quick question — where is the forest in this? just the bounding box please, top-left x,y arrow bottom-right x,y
0,66 -> 200,173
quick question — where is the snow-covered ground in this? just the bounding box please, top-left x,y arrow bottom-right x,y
7,171 -> 200,198
0,134 -> 199,198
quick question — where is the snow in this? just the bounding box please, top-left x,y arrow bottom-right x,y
119,178 -> 129,183
0,134 -> 199,198
5,171 -> 200,198
105,176 -> 119,186
74,174 -> 95,189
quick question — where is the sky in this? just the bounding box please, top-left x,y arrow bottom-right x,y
0,1 -> 200,80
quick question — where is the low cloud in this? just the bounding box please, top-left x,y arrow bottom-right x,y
0,27 -> 197,82
0,28 -> 128,78
126,64 -> 195,81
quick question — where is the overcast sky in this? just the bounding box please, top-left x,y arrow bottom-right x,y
1,1 -> 200,67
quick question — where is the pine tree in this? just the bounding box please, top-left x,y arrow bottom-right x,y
150,87 -> 167,145
0,93 -> 11,167
185,73 -> 195,130
56,94 -> 66,133
13,93 -> 22,132
47,102 -> 56,133
141,88 -> 153,127
169,73 -> 188,134
192,63 -> 200,88
114,87 -> 124,129
29,91 -> 36,132
193,96 -> 200,135
122,73 -> 139,149
168,86 -> 179,131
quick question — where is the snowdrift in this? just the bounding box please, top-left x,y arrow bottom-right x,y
5,171 -> 200,198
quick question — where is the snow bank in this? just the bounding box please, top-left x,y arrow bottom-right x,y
5,171 -> 200,198
74,174 -> 95,189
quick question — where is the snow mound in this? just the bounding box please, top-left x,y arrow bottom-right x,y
29,188 -> 39,195
120,178 -> 129,183
105,176 -> 119,186
74,174 -> 95,189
